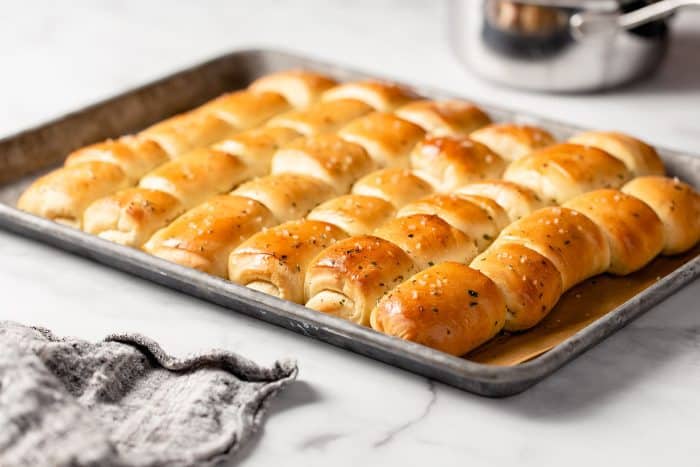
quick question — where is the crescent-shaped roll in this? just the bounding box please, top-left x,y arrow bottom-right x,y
351,168 -> 433,208
568,131 -> 664,176
305,235 -> 418,326
212,127 -> 301,178
563,189 -> 664,274
266,99 -> 373,136
370,262 -> 507,356
17,161 -> 129,228
270,134 -> 375,194
374,214 -> 479,269
228,220 -> 348,303
198,90 -> 291,130
231,173 -> 336,222
470,243 -> 563,331
143,195 -> 276,277
504,143 -> 632,204
455,180 -> 546,222
248,70 -> 338,109
395,100 -> 491,136
409,136 -> 506,192
82,188 -> 185,247
622,176 -> 700,255
64,136 -> 168,182
307,194 -> 396,236
139,112 -> 237,158
138,148 -> 249,208
398,194 -> 505,251
321,80 -> 418,111
469,123 -> 556,161
337,113 -> 425,168
494,206 -> 611,291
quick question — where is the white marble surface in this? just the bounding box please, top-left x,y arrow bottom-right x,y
2,1 -> 700,465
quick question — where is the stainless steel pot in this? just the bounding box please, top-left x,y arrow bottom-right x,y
448,0 -> 700,92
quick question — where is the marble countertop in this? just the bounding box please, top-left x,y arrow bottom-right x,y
2,1 -> 700,465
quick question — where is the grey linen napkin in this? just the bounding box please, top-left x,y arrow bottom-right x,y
0,321 -> 298,467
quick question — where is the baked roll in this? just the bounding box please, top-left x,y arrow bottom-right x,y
469,123 -> 556,161
270,134 -> 375,194
622,176 -> 700,255
504,143 -> 632,204
351,168 -> 434,208
568,131 -> 664,176
17,161 -> 129,228
248,70 -> 338,109
82,188 -> 184,247
307,194 -> 396,236
338,113 -> 425,168
471,243 -> 563,331
396,100 -> 491,136
564,189 -> 664,274
139,112 -> 236,158
321,80 -> 418,111
409,136 -> 506,192
228,220 -> 348,303
232,173 -> 336,222
370,262 -> 506,356
455,180 -> 546,222
199,90 -> 291,130
266,99 -> 373,136
305,235 -> 417,325
144,195 -> 276,277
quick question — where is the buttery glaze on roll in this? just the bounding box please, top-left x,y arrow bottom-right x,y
351,168 -> 433,208
469,123 -> 556,161
270,134 -> 375,194
338,113 -> 425,168
504,143 -> 632,204
569,131 -> 664,176
395,100 -> 491,136
564,189 -> 664,274
456,180 -> 547,222
321,80 -> 418,111
370,262 -> 507,356
307,194 -> 396,236
144,195 -> 276,277
228,220 -> 348,303
199,90 -> 291,130
409,136 -> 506,193
622,176 -> 700,255
247,69 -> 338,109
212,127 -> 301,177
267,99 -> 373,135
471,243 -> 563,331
305,236 -> 418,326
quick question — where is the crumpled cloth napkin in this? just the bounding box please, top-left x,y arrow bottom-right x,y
0,321 -> 297,467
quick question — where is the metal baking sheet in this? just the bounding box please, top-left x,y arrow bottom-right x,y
1,49 -> 698,397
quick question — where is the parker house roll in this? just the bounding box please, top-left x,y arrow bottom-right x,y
321,80 -> 419,111
266,99 -> 373,136
568,131 -> 665,176
456,180 -> 547,222
351,168 -> 434,208
196,90 -> 291,133
307,194 -> 396,236
396,100 -> 491,136
469,123 -> 556,162
248,70 -> 338,109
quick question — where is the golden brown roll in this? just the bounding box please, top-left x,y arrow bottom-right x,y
504,143 -> 632,204
395,100 -> 491,136
199,90 -> 291,130
232,173 -> 336,222
138,148 -> 249,208
338,113 -> 425,167
307,194 -> 396,236
64,136 -> 168,182
82,188 -> 184,247
469,123 -> 556,161
305,235 -> 417,325
370,262 -> 507,356
267,99 -> 373,135
212,127 -> 301,177
471,243 -> 563,331
409,136 -> 506,192
398,194 -> 505,251
17,161 -> 129,228
494,206 -> 610,291
569,131 -> 664,176
455,180 -> 546,222
374,214 -> 478,269
229,219 -> 348,303
270,134 -> 375,194
321,80 -> 418,111
351,168 -> 434,208
139,112 -> 236,158
563,189 -> 664,274
622,176 -> 700,255
248,70 -> 338,109
144,195 -> 276,277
